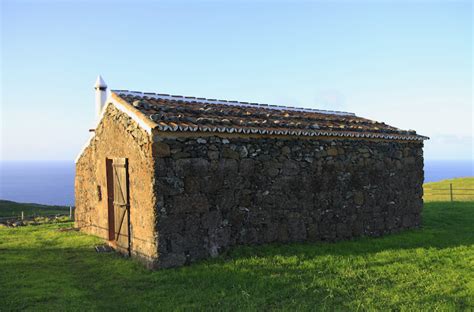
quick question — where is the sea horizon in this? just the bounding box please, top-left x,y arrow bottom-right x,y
0,159 -> 473,206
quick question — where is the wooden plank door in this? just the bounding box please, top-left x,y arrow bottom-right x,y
111,158 -> 130,255
105,159 -> 115,241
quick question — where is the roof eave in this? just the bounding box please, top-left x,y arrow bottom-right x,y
152,125 -> 428,142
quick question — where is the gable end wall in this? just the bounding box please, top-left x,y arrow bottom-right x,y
75,104 -> 157,263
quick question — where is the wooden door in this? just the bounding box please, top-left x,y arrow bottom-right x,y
107,158 -> 130,255
106,159 -> 115,241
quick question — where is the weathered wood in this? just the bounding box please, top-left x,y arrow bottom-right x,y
112,158 -> 130,254
450,183 -> 454,203
106,159 -> 115,241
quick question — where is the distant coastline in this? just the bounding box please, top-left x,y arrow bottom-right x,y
0,161 -> 74,206
0,159 -> 472,206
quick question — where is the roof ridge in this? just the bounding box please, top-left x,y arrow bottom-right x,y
111,90 -> 357,117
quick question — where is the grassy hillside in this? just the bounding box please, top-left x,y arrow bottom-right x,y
424,177 -> 474,202
0,200 -> 69,218
1,201 -> 473,311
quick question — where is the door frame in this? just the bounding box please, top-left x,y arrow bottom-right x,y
105,158 -> 115,241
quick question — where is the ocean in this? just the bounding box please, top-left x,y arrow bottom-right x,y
0,160 -> 472,206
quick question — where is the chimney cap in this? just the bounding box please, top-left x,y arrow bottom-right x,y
94,75 -> 107,89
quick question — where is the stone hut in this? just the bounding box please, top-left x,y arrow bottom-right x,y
75,76 -> 428,268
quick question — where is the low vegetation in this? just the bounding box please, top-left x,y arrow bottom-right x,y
0,200 -> 69,218
424,177 -> 474,202
1,199 -> 473,311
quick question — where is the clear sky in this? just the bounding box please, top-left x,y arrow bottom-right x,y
1,0 -> 472,161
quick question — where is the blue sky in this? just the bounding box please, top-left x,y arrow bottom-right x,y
1,0 -> 472,161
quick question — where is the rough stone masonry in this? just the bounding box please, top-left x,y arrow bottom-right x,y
75,86 -> 427,269
154,135 -> 424,268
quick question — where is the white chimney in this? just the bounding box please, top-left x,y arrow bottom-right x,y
94,75 -> 107,120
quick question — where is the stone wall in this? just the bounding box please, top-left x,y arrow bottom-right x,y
75,104 -> 158,263
154,135 -> 424,268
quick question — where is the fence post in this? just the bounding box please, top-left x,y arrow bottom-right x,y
21,211 -> 24,221
450,183 -> 453,203
69,206 -> 73,220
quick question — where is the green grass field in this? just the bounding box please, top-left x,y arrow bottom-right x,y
1,199 -> 473,311
424,177 -> 474,202
0,200 -> 69,218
